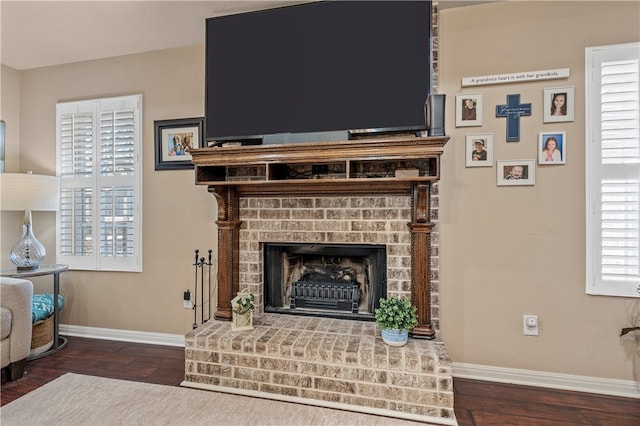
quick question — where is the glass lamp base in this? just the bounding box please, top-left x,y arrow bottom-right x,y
9,211 -> 46,271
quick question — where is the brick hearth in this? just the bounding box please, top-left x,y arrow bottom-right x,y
184,314 -> 455,424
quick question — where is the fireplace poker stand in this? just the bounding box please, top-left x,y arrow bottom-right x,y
192,249 -> 213,329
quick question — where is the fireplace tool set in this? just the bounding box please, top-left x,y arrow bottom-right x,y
191,249 -> 214,329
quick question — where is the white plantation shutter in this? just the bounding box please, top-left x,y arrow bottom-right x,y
56,95 -> 142,271
587,43 -> 640,297
100,187 -> 135,257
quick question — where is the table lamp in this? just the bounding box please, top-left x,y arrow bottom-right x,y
0,171 -> 60,271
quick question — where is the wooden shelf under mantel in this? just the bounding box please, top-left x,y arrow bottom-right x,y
190,135 -> 450,191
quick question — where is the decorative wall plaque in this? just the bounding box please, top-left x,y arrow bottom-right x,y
496,94 -> 531,142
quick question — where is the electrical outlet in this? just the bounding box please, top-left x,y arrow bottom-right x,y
183,290 -> 193,309
523,315 -> 539,336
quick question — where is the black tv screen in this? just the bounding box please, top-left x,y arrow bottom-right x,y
205,1 -> 432,144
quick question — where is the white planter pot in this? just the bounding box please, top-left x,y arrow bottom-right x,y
232,311 -> 253,331
231,291 -> 254,331
381,328 -> 409,347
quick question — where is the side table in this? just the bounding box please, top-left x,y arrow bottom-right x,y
0,264 -> 69,360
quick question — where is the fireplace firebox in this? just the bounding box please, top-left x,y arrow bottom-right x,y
264,243 -> 386,320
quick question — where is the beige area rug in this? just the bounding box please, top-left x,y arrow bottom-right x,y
0,373 -> 428,425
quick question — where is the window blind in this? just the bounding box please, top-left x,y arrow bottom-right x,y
56,95 -> 142,272
587,43 -> 640,297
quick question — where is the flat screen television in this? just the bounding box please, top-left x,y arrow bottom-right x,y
205,0 -> 432,145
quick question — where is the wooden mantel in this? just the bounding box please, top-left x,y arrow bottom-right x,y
191,135 -> 449,339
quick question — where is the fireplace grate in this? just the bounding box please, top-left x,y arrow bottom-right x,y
290,279 -> 360,313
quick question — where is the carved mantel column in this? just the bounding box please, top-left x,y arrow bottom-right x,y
209,186 -> 241,321
409,183 -> 435,339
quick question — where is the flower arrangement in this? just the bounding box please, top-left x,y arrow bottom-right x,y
232,292 -> 255,315
374,296 -> 418,331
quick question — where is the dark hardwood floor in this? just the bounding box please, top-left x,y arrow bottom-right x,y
1,336 -> 638,425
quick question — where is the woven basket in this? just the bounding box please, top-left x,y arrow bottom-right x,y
30,315 -> 54,356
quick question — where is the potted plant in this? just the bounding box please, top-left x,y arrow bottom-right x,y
231,291 -> 255,331
374,296 -> 418,347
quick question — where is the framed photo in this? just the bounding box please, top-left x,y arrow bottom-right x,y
497,159 -> 536,186
538,131 -> 566,165
465,133 -> 494,167
456,93 -> 483,127
154,117 -> 204,170
543,86 -> 574,123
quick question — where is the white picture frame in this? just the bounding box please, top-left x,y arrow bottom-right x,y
465,133 -> 494,167
538,131 -> 566,165
543,86 -> 574,123
497,159 -> 536,186
456,93 -> 483,127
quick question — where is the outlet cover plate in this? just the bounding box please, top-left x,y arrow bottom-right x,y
523,315 -> 539,336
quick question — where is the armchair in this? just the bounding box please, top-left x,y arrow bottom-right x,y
1,277 -> 33,381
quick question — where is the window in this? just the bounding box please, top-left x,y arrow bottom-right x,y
56,95 -> 142,272
586,42 -> 639,297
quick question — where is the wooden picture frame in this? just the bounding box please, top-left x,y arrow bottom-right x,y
456,93 -> 483,127
497,159 -> 536,186
465,133 -> 494,167
539,131 -> 566,165
154,117 -> 204,170
543,86 -> 574,123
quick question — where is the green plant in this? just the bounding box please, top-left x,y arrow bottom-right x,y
374,296 -> 418,331
233,293 -> 255,315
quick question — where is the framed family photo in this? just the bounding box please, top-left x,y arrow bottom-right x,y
539,131 -> 566,165
543,86 -> 574,123
497,159 -> 536,186
456,93 -> 483,127
154,117 -> 204,170
465,133 -> 494,167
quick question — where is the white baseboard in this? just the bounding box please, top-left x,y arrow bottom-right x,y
60,324 -> 185,347
59,325 -> 639,399
453,362 -> 640,399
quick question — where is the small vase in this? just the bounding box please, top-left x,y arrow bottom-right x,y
381,329 -> 409,347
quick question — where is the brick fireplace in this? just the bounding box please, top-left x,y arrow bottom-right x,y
241,195 -> 428,321
182,136 -> 456,425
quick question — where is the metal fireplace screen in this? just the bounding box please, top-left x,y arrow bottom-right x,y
264,243 -> 386,320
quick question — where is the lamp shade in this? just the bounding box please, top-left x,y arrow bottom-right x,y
0,172 -> 60,212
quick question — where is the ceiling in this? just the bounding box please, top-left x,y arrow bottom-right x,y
0,0 -> 491,71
